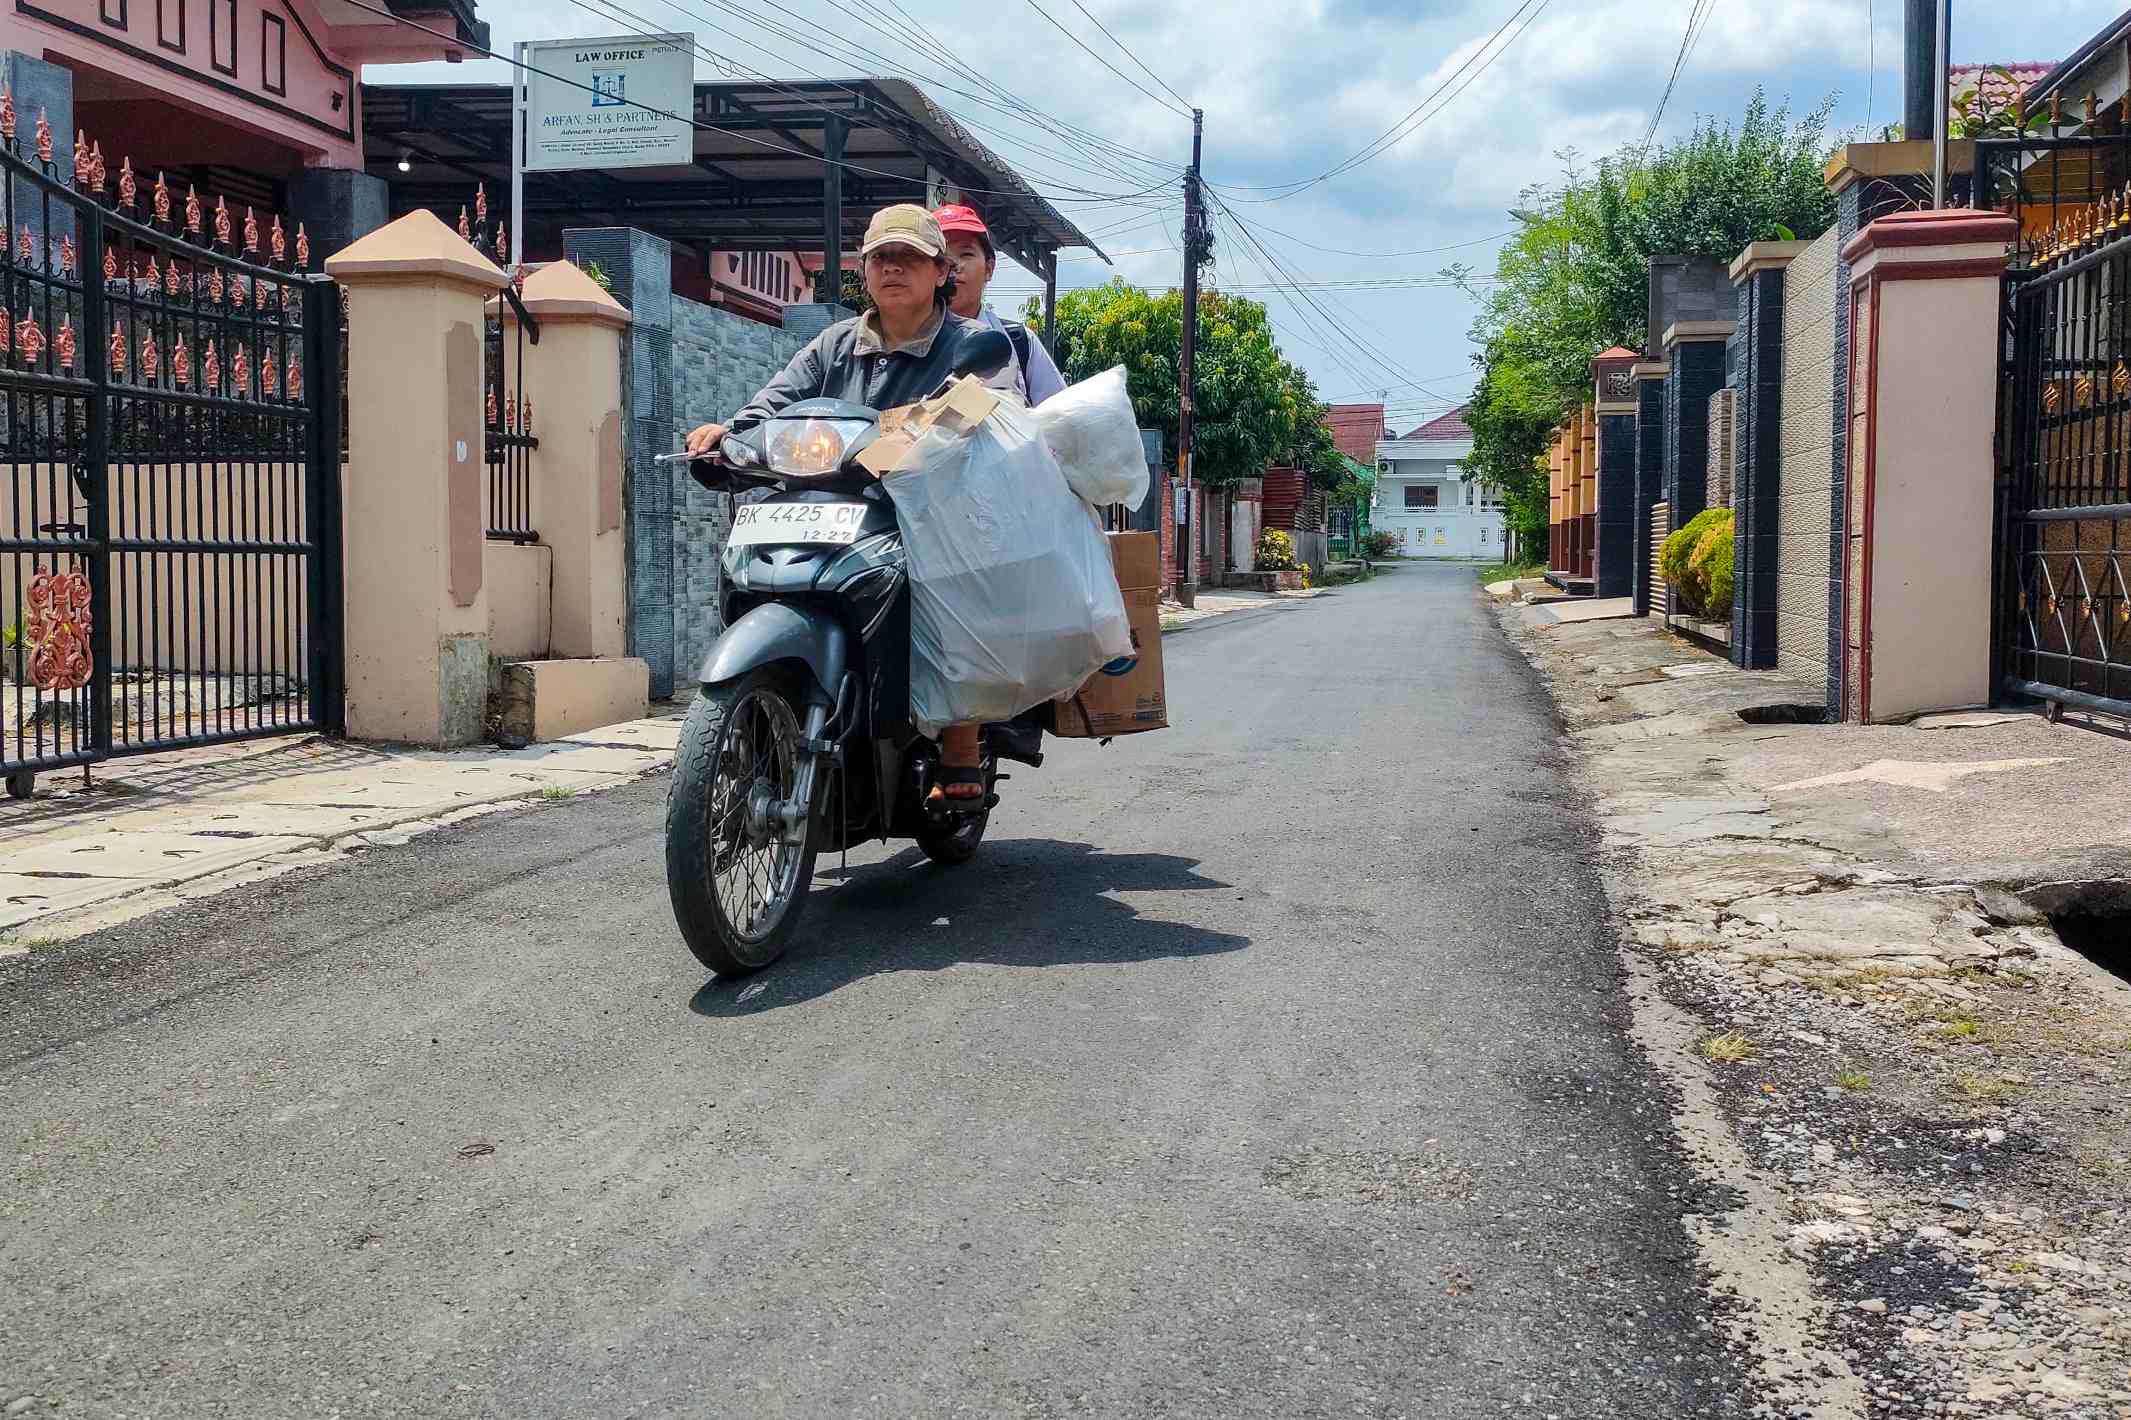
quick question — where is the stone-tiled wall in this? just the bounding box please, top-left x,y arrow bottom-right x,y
1731,261 -> 1789,669
1776,229 -> 1839,694
669,297 -> 805,681
1706,389 -> 1736,508
1632,375 -> 1666,614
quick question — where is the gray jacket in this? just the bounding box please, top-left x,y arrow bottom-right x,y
730,307 -> 998,430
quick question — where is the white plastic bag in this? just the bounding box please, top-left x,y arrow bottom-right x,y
1033,365 -> 1150,510
881,400 -> 1132,736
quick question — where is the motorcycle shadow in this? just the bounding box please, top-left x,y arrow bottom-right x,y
689,839 -> 1248,1016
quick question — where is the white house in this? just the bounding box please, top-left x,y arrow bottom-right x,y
1373,407 -> 1504,560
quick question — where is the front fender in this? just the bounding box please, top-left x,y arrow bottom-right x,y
698,602 -> 848,706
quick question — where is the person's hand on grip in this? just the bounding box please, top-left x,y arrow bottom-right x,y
685,422 -> 727,456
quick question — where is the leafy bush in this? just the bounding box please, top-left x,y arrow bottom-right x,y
1255,528 -> 1301,571
1659,507 -> 1735,620
1359,529 -> 1400,560
1699,527 -> 1735,620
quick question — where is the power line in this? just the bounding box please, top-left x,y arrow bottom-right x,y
580,0 -> 1178,198
1210,0 -> 1551,200
1017,0 -> 1192,117
1635,0 -> 1720,157
1227,223 -> 1518,259
1060,0 -> 1194,111
343,0 -> 1170,204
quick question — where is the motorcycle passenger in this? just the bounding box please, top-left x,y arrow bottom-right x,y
684,203 -> 994,806
934,203 -> 1067,408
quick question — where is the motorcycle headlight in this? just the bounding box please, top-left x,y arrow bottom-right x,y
765,418 -> 870,477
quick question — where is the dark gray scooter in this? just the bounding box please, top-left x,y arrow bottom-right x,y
664,331 -> 1045,976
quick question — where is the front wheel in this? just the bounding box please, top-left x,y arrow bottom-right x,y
666,670 -> 821,976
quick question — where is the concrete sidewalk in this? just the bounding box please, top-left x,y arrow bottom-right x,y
0,713 -> 684,952
1497,600 -> 2131,1420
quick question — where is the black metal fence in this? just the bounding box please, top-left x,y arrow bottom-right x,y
1,113 -> 340,795
1996,160 -> 2131,719
452,191 -> 541,544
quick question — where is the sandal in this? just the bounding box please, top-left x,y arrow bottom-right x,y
927,763 -> 987,809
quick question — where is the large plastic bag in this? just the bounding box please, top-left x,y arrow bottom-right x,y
881,399 -> 1132,736
1033,365 -> 1150,510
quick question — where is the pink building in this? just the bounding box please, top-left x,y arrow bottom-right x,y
1,0 -> 485,252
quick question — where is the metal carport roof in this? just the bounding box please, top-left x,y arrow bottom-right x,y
361,77 -> 1108,282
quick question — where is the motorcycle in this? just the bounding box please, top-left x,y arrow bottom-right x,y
663,329 -> 1044,977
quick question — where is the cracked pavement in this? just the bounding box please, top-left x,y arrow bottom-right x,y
1498,594 -> 2131,1420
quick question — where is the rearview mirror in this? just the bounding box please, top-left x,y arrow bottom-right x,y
951,328 -> 1013,380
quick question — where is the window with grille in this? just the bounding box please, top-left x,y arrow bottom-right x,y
1403,484 -> 1439,509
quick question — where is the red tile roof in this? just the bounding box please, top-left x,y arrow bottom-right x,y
1952,63 -> 2056,111
1324,403 -> 1388,462
1400,406 -> 1472,441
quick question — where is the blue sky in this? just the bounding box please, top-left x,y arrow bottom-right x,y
383,0 -> 2117,431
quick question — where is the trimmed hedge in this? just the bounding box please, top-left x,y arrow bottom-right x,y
1659,506 -> 1735,621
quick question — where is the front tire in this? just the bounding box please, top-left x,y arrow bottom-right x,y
666,670 -> 821,976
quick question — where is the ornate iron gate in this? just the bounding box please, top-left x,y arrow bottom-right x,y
1998,201 -> 2131,719
1,112 -> 341,797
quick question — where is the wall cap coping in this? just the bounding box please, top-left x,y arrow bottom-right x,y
1595,399 -> 1638,415
1840,207 -> 2018,264
1824,138 -> 1976,193
1662,320 -> 1736,347
1729,239 -> 1814,281
514,260 -> 634,327
1631,361 -> 1671,379
325,209 -> 507,292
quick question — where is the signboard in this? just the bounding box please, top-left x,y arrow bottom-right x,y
522,33 -> 695,172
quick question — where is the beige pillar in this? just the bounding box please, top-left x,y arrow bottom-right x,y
325,210 -> 507,746
508,262 -> 633,659
1839,207 -> 2015,722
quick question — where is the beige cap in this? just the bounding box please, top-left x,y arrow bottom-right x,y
861,203 -> 945,260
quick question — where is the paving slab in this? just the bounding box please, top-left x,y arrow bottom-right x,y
1539,595 -> 1637,624
0,707 -> 689,947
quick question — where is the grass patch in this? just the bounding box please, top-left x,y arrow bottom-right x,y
2074,1148 -> 2124,1178
1949,1070 -> 2025,1104
1806,966 -> 1900,994
1316,564 -> 1375,588
1701,1032 -> 1754,1063
2006,1258 -> 2034,1274
1478,559 -> 1543,585
1834,1067 -> 1872,1092
1909,1001 -> 2015,1046
539,785 -> 578,800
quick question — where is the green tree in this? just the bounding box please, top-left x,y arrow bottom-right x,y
1456,93 -> 1839,548
1024,279 -> 1341,488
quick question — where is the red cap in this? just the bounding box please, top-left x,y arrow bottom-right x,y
933,203 -> 990,238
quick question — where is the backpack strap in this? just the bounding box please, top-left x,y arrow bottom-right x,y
1001,319 -> 1032,376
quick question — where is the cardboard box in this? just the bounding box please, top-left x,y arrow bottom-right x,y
856,377 -> 1002,477
1052,532 -> 1168,738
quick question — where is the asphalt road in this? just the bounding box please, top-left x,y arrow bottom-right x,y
1,563 -> 1754,1419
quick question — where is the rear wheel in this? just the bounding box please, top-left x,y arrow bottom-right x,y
665,670 -> 820,976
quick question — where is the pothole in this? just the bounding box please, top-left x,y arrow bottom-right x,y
2047,910 -> 2130,983
1738,703 -> 1831,725
2028,880 -> 2131,983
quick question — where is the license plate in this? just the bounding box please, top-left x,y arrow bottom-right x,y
726,501 -> 869,547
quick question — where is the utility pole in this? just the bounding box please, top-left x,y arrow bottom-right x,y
1177,108 -> 1207,603
1930,0 -> 1951,208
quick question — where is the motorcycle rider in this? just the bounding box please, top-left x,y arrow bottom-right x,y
934,203 -> 1067,407
684,203 -> 994,805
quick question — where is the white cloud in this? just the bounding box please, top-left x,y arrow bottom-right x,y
366,0 -> 2115,399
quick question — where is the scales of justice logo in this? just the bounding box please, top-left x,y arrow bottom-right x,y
589,70 -> 626,107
